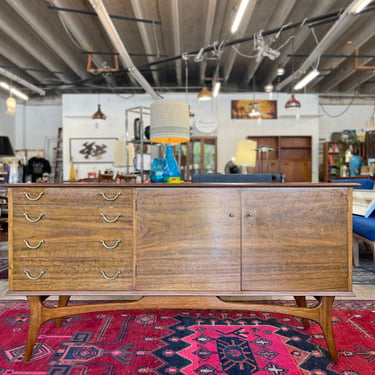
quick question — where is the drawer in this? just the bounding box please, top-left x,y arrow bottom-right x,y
10,188 -> 134,206
12,206 -> 133,229
12,228 -> 133,258
10,259 -> 133,292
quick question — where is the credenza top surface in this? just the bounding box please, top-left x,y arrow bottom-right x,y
5,182 -> 357,189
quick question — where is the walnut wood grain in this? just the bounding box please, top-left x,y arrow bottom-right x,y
136,188 -> 241,291
11,187 -> 134,205
241,188 -> 351,292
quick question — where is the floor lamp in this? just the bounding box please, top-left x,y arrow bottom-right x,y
235,140 -> 257,173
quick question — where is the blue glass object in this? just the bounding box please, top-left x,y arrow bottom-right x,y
349,155 -> 362,176
150,158 -> 168,183
164,144 -> 180,179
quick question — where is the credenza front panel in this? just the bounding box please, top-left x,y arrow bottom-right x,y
241,188 -> 351,292
135,188 -> 241,291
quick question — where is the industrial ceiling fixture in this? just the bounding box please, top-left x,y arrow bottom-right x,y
92,104 -> 107,120
212,82 -> 221,97
92,94 -> 107,120
6,96 -> 16,115
276,66 -> 285,76
197,86 -> 212,101
285,94 -> 301,110
264,83 -> 274,93
0,82 -> 29,101
254,31 -> 281,62
293,68 -> 320,90
0,67 -> 44,96
231,0 -> 250,33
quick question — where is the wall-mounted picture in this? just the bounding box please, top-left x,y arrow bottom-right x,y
231,100 -> 277,119
70,138 -> 118,163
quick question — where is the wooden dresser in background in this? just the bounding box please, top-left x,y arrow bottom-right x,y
7,183 -> 353,363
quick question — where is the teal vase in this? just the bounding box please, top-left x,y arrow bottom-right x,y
349,155 -> 361,176
164,145 -> 180,179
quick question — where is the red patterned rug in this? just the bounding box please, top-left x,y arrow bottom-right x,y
0,300 -> 374,374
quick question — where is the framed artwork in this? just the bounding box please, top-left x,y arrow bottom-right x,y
70,138 -> 118,163
231,100 -> 277,119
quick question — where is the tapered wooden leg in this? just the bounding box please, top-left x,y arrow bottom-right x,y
294,296 -> 310,329
352,237 -> 359,267
317,296 -> 337,363
24,296 -> 45,362
55,296 -> 70,327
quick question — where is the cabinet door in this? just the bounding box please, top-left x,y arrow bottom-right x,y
136,188 -> 241,291
281,160 -> 311,182
186,137 -> 217,180
241,188 -> 351,293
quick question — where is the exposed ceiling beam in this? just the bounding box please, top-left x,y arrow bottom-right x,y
130,0 -> 161,87
262,1 -> 335,87
198,0 -> 217,84
89,0 -> 160,100
222,0 -> 257,84
0,1 -> 77,84
276,0 -> 362,91
171,0 -> 183,87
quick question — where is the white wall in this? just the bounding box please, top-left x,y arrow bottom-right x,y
1,93 -> 374,182
0,97 -> 16,147
62,92 -> 321,181
319,104 -> 375,142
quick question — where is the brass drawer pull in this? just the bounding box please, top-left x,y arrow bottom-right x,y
100,192 -> 121,201
23,192 -> 44,201
100,270 -> 121,280
24,270 -> 45,280
23,213 -> 45,223
24,239 -> 45,249
100,213 -> 122,223
100,239 -> 121,249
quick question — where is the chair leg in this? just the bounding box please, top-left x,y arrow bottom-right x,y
352,236 -> 359,267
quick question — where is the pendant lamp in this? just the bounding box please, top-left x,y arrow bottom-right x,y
6,96 -> 16,115
92,104 -> 107,120
197,86 -> 212,101
285,94 -> 301,110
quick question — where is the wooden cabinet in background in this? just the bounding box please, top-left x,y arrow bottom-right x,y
246,136 -> 312,182
180,136 -> 217,181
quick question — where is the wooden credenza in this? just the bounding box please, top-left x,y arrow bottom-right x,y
7,183 -> 353,362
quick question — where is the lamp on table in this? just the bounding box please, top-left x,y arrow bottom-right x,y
235,140 -> 257,174
150,100 -> 190,182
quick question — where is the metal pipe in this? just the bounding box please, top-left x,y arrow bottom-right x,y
88,0 -> 160,100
